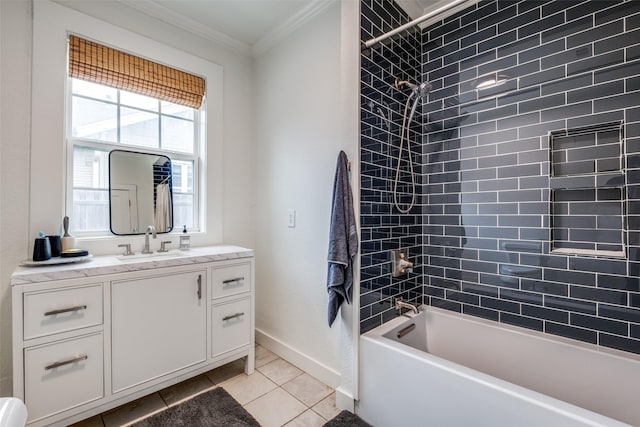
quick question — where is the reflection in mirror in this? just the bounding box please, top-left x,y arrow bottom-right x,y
109,150 -> 173,235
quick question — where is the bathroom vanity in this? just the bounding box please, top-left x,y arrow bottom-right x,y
11,245 -> 255,427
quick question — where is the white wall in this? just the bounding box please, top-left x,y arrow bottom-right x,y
253,1 -> 359,391
0,0 -> 255,395
0,0 -> 32,396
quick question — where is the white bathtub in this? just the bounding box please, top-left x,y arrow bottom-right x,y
358,306 -> 640,427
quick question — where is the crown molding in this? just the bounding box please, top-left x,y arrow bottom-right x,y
252,1 -> 335,57
115,0 -> 253,57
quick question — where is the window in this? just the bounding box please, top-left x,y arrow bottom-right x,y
66,36 -> 205,235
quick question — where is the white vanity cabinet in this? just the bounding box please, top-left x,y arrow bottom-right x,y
111,269 -> 207,393
12,246 -> 254,427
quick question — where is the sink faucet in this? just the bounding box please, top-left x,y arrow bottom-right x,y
395,298 -> 419,315
142,225 -> 157,254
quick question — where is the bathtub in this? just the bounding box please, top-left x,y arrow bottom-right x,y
358,306 -> 640,427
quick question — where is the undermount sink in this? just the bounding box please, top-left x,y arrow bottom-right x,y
116,249 -> 185,262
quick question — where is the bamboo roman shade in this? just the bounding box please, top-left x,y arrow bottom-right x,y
68,35 -> 205,109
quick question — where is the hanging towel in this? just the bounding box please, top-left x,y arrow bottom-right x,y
154,183 -> 172,232
327,151 -> 358,327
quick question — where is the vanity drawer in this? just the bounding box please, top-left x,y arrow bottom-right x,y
23,284 -> 103,340
211,263 -> 251,299
212,298 -> 251,357
24,332 -> 103,422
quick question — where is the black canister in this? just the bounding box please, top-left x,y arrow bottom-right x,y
47,235 -> 62,257
33,233 -> 52,261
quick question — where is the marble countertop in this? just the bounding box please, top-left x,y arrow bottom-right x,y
11,245 -> 254,285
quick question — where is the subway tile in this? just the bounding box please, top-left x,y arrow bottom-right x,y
542,16 -> 592,44
595,28 -> 640,55
567,50 -> 625,76
599,334 -> 640,354
478,5 -> 517,30
463,304 -> 500,321
481,296 -> 520,313
594,60 -> 640,83
568,20 -> 623,49
522,304 -> 568,323
567,80 -> 625,104
519,13 -> 565,39
599,304 -> 640,323
542,74 -> 592,96
546,322 -> 598,344
501,312 -> 544,331
545,295 -> 596,315
481,30 -> 518,55
541,101 -> 592,122
596,1 -> 640,25
519,93 -> 565,114
519,66 -> 565,89
571,313 -> 628,336
543,45 -> 592,70
570,286 -> 627,305
595,92 -> 640,113
460,25 -> 495,48
497,113 -> 540,131
498,8 -> 540,34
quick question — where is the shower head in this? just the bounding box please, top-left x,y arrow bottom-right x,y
395,78 -> 432,100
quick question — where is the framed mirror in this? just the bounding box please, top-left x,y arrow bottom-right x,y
109,150 -> 173,235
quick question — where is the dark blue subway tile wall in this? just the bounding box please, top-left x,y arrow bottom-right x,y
421,0 -> 640,354
360,0 -> 423,333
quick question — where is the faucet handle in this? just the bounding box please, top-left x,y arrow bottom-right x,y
117,244 -> 134,256
159,241 -> 172,253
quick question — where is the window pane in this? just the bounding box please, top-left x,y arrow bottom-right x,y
120,107 -> 159,148
173,193 -> 193,229
73,147 -> 109,189
121,90 -> 159,112
72,78 -> 117,102
172,160 -> 194,192
161,101 -> 194,119
72,96 -> 118,142
72,189 -> 110,232
162,116 -> 194,153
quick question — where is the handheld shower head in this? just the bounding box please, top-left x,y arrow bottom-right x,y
395,78 -> 431,101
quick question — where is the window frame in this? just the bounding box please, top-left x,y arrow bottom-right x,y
65,77 -> 202,237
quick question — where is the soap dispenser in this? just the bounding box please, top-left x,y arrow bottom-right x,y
180,225 -> 191,250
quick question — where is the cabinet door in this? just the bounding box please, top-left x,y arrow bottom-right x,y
111,270 -> 206,393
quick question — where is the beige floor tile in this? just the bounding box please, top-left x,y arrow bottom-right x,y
244,388 -> 306,427
255,344 -> 279,368
221,371 -> 278,405
158,374 -> 215,406
312,393 -> 340,421
284,409 -> 327,427
258,358 -> 303,385
102,393 -> 166,427
281,373 -> 333,407
205,358 -> 246,384
68,415 -> 104,427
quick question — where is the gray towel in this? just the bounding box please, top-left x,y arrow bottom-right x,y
327,151 -> 358,327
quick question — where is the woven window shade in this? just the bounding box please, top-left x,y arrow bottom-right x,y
68,35 -> 205,109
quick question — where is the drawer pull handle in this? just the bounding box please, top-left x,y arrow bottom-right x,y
222,277 -> 244,285
197,274 -> 202,300
222,312 -> 245,321
45,354 -> 88,370
44,305 -> 87,316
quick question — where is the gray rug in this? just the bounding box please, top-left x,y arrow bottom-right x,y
132,387 -> 260,427
324,410 -> 372,427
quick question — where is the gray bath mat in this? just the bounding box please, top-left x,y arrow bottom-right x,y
132,387 -> 260,427
324,410 -> 372,427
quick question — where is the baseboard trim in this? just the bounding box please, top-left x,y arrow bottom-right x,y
335,386 -> 355,412
255,328 -> 340,388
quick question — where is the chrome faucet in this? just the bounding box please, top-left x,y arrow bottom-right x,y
395,298 -> 419,315
142,225 -> 157,254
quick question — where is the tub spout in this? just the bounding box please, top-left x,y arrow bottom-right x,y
395,298 -> 419,315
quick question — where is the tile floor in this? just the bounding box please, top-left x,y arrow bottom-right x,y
70,345 -> 340,427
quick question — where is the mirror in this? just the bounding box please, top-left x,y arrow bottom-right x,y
109,150 -> 173,235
